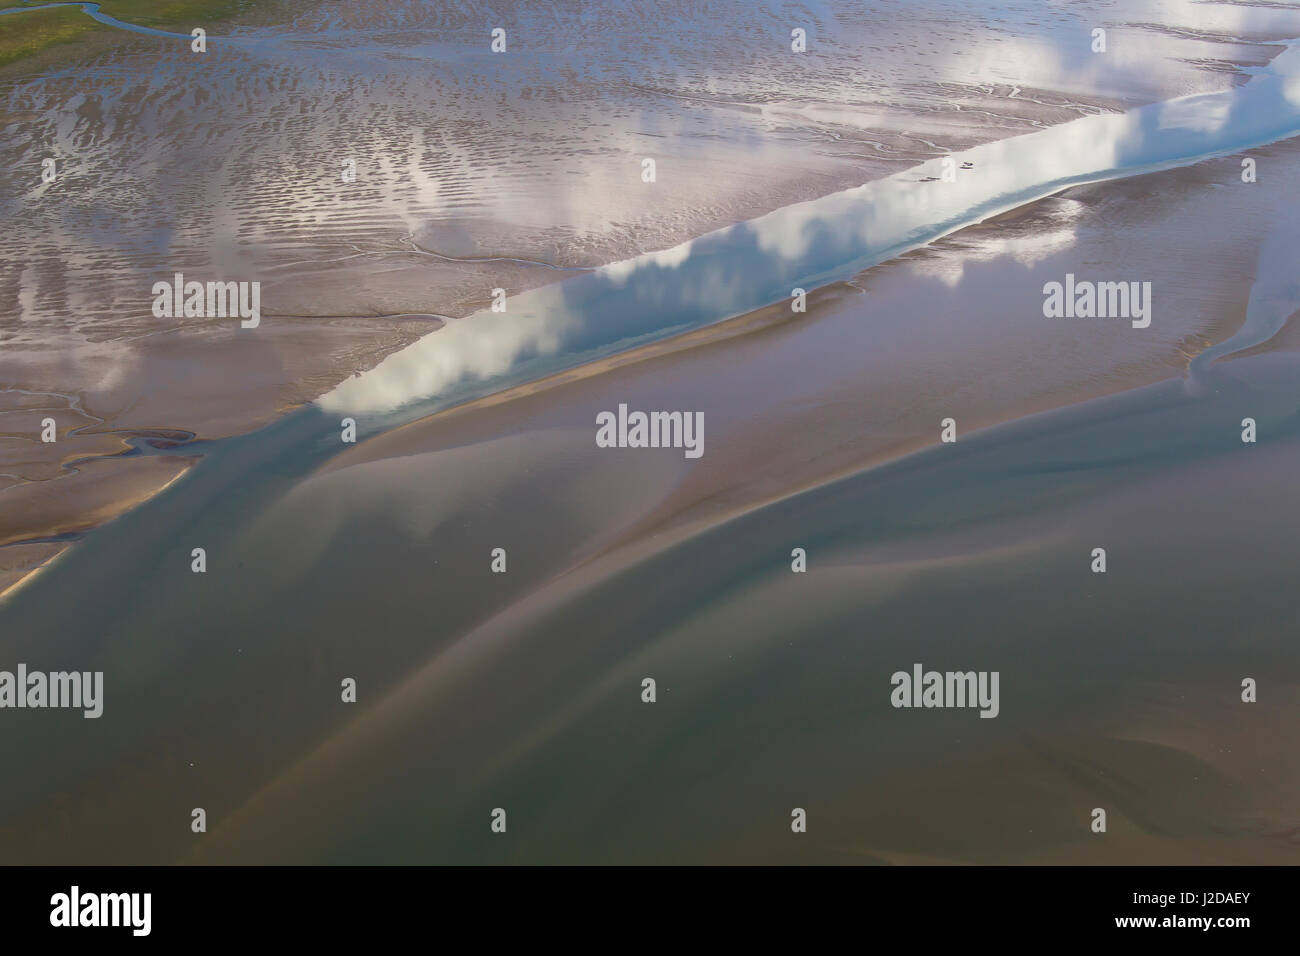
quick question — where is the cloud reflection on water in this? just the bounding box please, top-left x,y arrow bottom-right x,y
322,38 -> 1300,417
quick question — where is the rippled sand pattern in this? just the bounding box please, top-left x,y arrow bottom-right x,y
4,0 -> 1274,559
2,0 -> 1300,867
0,0 -> 1263,348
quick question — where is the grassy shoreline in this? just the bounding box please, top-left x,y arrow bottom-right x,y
0,0 -> 272,69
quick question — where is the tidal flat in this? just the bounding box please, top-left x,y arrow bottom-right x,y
1,0 -> 1299,864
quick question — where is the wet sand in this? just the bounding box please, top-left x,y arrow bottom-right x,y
0,314 -> 439,591
321,140 -> 1300,556
171,142 -> 1300,865
0,133 -> 1298,862
177,350 -> 1300,865
1,0 -> 1280,589
2,0 -> 1300,865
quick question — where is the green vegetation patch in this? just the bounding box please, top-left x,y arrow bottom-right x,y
0,0 -> 267,69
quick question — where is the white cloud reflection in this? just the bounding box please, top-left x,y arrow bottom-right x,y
321,35 -> 1300,416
